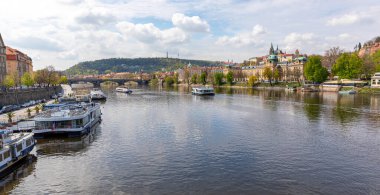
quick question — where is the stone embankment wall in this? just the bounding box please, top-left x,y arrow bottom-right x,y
0,86 -> 62,107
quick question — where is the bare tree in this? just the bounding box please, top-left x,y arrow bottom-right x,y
322,47 -> 344,71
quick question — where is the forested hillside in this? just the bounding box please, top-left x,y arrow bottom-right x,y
65,57 -> 221,75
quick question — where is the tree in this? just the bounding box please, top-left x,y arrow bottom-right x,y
34,105 -> 41,114
199,72 -> 207,85
3,74 -> 15,89
226,71 -> 234,85
332,53 -> 363,79
26,108 -> 32,118
373,50 -> 380,72
247,75 -> 257,87
184,69 -> 190,84
263,66 -> 273,85
322,46 -> 344,70
6,112 -> 15,124
362,54 -> 375,80
59,76 -> 68,84
213,72 -> 224,86
21,72 -> 35,87
34,69 -> 47,86
46,66 -> 59,86
164,76 -> 175,86
191,73 -> 198,84
304,56 -> 329,83
173,73 -> 179,84
273,69 -> 280,82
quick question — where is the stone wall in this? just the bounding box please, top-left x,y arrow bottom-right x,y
0,86 -> 62,107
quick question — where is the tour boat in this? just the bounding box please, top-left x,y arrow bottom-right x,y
90,88 -> 107,100
33,102 -> 102,138
0,130 -> 36,178
115,86 -> 133,94
192,87 -> 215,96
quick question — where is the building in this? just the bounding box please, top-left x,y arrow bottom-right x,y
6,46 -> 33,81
0,34 -> 6,84
371,72 -> 380,88
242,44 -> 306,82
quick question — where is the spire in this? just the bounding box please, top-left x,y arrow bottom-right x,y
269,43 -> 274,55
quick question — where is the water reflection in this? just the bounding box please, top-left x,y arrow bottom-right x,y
36,125 -> 100,156
0,155 -> 36,193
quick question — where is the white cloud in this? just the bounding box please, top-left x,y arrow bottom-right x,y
252,24 -> 266,36
327,13 -> 362,26
75,10 -> 115,27
172,13 -> 210,32
116,22 -> 188,44
58,50 -> 79,60
216,24 -> 266,47
284,32 -> 316,51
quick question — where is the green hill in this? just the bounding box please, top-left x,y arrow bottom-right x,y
65,57 -> 221,75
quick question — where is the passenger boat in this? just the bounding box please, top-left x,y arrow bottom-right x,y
33,102 -> 102,138
0,130 -> 36,178
115,86 -> 132,94
192,87 -> 215,96
90,88 -> 107,100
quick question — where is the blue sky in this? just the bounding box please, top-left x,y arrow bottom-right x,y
0,0 -> 379,70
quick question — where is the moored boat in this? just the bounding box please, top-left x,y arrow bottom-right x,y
192,87 -> 215,96
115,86 -> 132,94
90,88 -> 107,100
0,130 -> 36,178
338,89 -> 357,94
33,102 -> 102,138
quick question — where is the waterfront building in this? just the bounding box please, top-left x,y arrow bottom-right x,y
0,34 -> 6,84
371,73 -> 380,88
242,44 -> 306,82
6,46 -> 33,81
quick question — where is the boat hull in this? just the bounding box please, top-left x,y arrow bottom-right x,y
192,92 -> 215,96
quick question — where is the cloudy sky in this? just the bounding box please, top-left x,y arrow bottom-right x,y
1,0 -> 379,70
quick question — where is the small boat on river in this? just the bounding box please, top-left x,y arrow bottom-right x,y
115,86 -> 132,94
33,102 -> 102,138
0,130 -> 36,178
338,89 -> 357,95
90,88 -> 107,100
192,87 -> 215,96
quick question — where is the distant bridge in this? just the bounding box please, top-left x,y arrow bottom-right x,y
68,78 -> 150,86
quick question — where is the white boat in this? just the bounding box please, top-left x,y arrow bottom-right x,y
0,130 -> 36,178
90,88 -> 107,100
33,102 -> 102,138
115,86 -> 132,94
338,89 -> 357,94
192,87 -> 215,96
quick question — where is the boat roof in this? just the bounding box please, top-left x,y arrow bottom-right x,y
35,103 -> 99,121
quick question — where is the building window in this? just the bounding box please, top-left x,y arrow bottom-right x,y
373,80 -> 376,84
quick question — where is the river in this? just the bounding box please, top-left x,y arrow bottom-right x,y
2,86 -> 380,194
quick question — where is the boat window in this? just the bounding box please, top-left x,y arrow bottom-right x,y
17,143 -> 23,152
3,150 -> 10,159
373,80 -> 376,84
26,139 -> 32,146
36,121 -> 52,129
75,119 -> 83,127
0,153 -> 3,161
56,120 -> 72,129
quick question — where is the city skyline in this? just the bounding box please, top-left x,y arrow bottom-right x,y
0,0 -> 379,70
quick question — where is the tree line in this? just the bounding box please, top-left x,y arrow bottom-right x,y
304,46 -> 380,83
2,65 -> 68,90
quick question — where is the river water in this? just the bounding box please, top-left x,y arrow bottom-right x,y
2,87 -> 380,194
